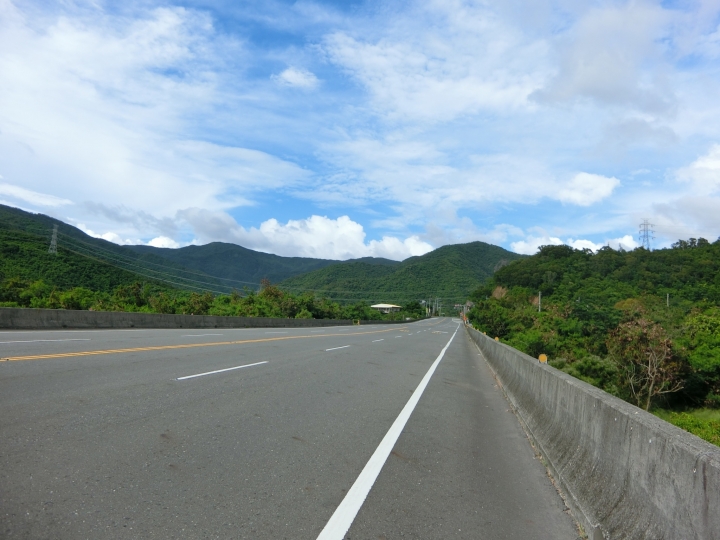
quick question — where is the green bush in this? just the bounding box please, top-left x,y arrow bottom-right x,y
664,412 -> 720,446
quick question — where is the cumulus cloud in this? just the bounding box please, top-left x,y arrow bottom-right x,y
77,224 -> 138,245
147,236 -> 180,249
558,173 -> 620,206
0,182 -> 72,207
511,234 -> 639,255
272,67 -> 319,89
179,209 -> 433,260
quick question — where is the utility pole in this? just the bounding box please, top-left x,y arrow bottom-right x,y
48,224 -> 58,255
667,293 -> 669,307
639,219 -> 655,251
538,291 -> 541,313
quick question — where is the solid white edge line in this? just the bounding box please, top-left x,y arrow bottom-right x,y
176,361 -> 268,380
182,334 -> 223,337
326,345 -> 350,351
316,323 -> 460,540
372,339 -> 384,342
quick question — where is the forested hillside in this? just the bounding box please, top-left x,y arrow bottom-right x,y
0,204 -> 386,290
281,241 -> 524,305
467,240 -> 720,420
0,205 -> 422,319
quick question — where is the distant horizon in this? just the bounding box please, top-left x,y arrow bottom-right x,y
1,1 -> 718,259
8,203 -> 705,264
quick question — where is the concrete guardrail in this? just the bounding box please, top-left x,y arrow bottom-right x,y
0,307 -> 409,330
466,325 -> 720,540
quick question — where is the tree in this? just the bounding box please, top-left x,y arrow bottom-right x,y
607,318 -> 685,410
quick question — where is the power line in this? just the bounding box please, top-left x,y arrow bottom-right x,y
59,239 -> 234,292
16,224 -> 476,302
49,229 -> 475,297
57,233 -> 260,288
61,246 -> 230,295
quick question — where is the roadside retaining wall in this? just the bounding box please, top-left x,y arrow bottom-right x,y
466,325 -> 720,540
0,307 -> 409,330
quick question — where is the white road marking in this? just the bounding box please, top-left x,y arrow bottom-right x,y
265,331 -> 288,334
372,339 -> 384,342
0,338 -> 91,344
182,333 -> 223,337
317,324 -> 460,540
176,361 -> 268,380
326,345 -> 350,351
395,336 -> 402,338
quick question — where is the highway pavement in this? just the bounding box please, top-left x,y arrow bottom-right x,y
0,318 -> 580,539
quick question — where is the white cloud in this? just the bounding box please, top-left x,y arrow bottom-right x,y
76,224 -> 138,245
0,182 -> 72,207
3,0 -> 720,258
272,67 -> 319,89
323,5 -> 546,123
676,144 -> 720,194
0,3 -> 308,223
558,173 -> 620,206
179,209 -> 433,260
511,235 -> 563,255
510,233 -> 639,255
532,2 -> 675,114
147,236 -> 180,248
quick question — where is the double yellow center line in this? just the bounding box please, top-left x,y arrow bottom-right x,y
1,326 -> 411,362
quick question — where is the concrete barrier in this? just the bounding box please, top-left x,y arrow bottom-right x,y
466,325 -> 720,540
0,307 -> 410,330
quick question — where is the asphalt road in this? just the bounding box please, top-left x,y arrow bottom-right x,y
0,318 -> 580,539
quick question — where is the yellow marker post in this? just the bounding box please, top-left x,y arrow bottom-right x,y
494,337 -> 499,342
539,354 -> 548,363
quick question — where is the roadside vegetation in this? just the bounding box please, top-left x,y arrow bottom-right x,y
466,239 -> 720,446
0,220 -> 425,321
0,276 -> 425,322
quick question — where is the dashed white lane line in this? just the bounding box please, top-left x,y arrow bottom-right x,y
372,339 -> 384,342
176,361 -> 268,380
0,338 -> 91,344
326,345 -> 350,351
316,324 -> 460,540
394,336 -> 402,338
182,334 -> 223,337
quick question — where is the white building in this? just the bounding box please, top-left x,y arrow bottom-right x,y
370,303 -> 402,314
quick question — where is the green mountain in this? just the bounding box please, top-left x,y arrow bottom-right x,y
0,205 -> 523,307
0,205 -> 391,292
280,241 -> 524,305
0,205 -> 231,292
124,243 -> 338,286
0,224 -> 169,293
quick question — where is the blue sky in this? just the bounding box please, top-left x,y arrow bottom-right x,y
1,0 -> 720,260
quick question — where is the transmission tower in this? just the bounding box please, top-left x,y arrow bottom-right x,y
48,224 -> 58,254
639,219 -> 655,251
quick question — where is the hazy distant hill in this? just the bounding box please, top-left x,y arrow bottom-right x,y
280,241 -> 525,305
